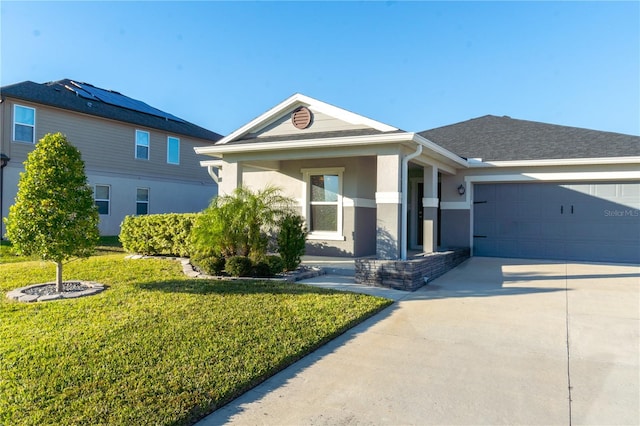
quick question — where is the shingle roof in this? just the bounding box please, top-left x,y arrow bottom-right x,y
229,128 -> 403,145
419,115 -> 639,161
1,79 -> 222,142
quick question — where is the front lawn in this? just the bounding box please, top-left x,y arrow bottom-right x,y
0,254 -> 392,425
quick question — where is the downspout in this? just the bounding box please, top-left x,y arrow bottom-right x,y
401,143 -> 423,260
207,165 -> 219,184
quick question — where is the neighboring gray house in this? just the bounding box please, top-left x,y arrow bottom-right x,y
1,79 -> 222,235
195,94 -> 640,264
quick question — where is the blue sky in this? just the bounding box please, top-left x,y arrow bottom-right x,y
2,1 -> 639,136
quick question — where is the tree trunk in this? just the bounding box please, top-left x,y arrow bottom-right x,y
56,261 -> 63,293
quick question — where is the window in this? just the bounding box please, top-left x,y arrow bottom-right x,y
302,167 -> 344,240
14,105 -> 35,143
136,188 -> 149,215
94,185 -> 110,215
167,136 -> 180,164
135,130 -> 150,160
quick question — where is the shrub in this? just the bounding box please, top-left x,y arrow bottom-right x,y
119,213 -> 198,257
265,255 -> 285,275
252,261 -> 272,278
225,256 -> 253,277
277,213 -> 307,271
191,255 -> 226,276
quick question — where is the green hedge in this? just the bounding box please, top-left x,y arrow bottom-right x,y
119,213 -> 199,257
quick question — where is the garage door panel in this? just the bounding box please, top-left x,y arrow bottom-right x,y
473,182 -> 640,263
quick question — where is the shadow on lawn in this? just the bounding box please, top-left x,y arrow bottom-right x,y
137,279 -> 346,296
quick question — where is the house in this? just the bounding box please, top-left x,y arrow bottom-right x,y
0,79 -> 222,236
195,93 -> 640,269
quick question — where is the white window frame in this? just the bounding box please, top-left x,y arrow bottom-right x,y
94,184 -> 111,216
13,104 -> 36,143
135,130 -> 150,160
136,187 -> 149,215
301,167 -> 345,241
167,136 -> 180,165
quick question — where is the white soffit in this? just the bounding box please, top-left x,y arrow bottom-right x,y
215,93 -> 398,145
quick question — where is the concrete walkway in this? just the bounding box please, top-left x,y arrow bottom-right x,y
197,257 -> 640,425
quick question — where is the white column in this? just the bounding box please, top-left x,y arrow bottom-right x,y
422,165 -> 439,253
375,154 -> 402,259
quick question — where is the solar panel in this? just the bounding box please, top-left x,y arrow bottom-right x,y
70,81 -> 185,123
65,82 -> 98,101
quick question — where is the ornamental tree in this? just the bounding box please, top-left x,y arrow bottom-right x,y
5,132 -> 99,292
191,186 -> 297,261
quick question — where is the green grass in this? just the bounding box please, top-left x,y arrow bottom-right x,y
0,236 -> 123,264
0,254 -> 392,425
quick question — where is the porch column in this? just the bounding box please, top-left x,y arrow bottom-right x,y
375,154 -> 402,259
219,160 -> 242,196
422,165 -> 439,253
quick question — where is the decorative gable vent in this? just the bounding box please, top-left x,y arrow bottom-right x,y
291,107 -> 312,129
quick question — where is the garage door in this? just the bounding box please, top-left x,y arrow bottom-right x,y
473,182 -> 640,263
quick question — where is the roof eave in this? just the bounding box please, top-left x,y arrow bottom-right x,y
469,156 -> 640,167
195,132 -> 469,169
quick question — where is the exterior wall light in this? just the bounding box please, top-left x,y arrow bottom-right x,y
457,184 -> 466,196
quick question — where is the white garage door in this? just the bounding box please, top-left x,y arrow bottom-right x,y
473,182 -> 640,263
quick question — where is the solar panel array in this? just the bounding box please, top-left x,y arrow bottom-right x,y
66,81 -> 185,123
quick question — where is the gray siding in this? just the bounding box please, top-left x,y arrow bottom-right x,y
1,98 -> 218,236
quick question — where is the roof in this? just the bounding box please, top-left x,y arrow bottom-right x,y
1,79 -> 222,142
419,115 -> 639,161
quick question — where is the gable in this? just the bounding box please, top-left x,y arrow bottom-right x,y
245,108 -> 374,140
215,93 -> 398,146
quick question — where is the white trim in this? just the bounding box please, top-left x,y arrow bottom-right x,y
301,167 -> 345,239
13,104 -> 36,143
215,93 -> 397,145
194,132 -> 469,171
468,171 -> 640,183
166,136 -> 180,165
135,129 -> 150,160
440,201 -> 470,210
422,197 -> 440,208
94,184 -> 111,216
197,132 -> 412,155
375,192 -> 402,204
343,197 -> 376,208
136,187 -> 150,215
306,233 -> 347,241
471,156 -> 640,168
200,159 -> 224,167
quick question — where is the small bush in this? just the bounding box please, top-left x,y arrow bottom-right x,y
191,255 -> 226,276
225,256 -> 253,277
265,255 -> 285,275
277,214 -> 307,271
252,261 -> 272,278
119,213 -> 198,257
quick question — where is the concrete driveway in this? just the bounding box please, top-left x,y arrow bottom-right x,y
198,257 -> 639,425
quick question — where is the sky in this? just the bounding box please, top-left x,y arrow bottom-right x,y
1,1 -> 639,136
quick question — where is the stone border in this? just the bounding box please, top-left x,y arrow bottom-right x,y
6,282 -> 106,303
355,248 -> 470,291
125,255 -> 325,282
